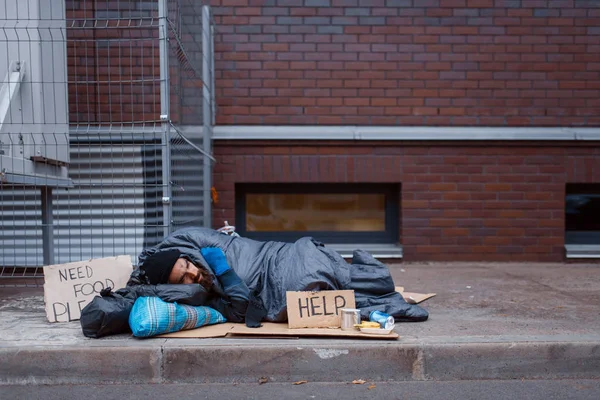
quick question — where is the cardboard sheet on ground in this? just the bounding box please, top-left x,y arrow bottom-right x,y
43,255 -> 133,322
159,322 -> 399,340
395,286 -> 436,304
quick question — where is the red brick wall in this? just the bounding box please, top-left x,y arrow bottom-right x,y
212,0 -> 600,126
212,142 -> 600,261
65,1 -> 600,126
66,1 -> 206,126
66,1 -> 161,125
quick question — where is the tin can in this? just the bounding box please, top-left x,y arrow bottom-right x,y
369,310 -> 395,330
340,308 -> 361,331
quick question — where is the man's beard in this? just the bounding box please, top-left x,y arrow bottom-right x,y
196,265 -> 214,290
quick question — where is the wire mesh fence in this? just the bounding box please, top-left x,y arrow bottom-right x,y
0,0 -> 214,286
166,0 -> 215,231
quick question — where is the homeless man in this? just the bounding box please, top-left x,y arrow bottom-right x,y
80,227 -> 428,338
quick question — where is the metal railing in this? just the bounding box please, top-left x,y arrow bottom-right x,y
0,0 -> 215,286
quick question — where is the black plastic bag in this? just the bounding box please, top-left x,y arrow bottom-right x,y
80,288 -> 135,338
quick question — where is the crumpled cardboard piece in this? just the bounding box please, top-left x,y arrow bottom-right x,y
395,286 -> 436,304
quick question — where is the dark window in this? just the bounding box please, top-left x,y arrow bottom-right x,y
236,183 -> 399,244
565,184 -> 600,245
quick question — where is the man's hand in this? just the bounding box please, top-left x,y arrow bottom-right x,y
200,247 -> 231,276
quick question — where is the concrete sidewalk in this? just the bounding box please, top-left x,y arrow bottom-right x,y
1,263 -> 599,385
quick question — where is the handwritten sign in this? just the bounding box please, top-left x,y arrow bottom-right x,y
43,256 -> 133,323
286,290 -> 356,329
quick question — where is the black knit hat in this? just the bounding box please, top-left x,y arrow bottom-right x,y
140,249 -> 181,284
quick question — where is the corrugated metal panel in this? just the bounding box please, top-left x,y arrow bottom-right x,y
0,141 -> 164,267
170,137 -> 206,229
0,187 -> 45,268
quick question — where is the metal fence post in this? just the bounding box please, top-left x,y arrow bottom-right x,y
202,5 -> 213,228
159,0 -> 172,236
41,187 -> 54,266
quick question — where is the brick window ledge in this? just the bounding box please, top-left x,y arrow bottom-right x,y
328,243 -> 403,259
565,245 -> 600,259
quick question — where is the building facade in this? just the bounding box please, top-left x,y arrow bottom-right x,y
208,1 -> 600,261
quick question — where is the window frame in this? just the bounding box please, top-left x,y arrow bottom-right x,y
565,183 -> 600,246
235,183 -> 400,244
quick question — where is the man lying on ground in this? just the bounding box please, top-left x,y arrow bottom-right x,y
81,227 -> 428,338
132,246 -> 249,323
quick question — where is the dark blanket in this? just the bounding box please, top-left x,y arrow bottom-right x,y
81,227 -> 428,338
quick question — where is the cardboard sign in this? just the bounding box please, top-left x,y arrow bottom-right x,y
43,255 -> 133,323
286,290 -> 355,329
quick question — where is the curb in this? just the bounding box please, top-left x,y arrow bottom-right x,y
1,338 -> 599,385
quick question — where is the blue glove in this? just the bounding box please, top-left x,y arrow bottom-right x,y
200,247 -> 231,276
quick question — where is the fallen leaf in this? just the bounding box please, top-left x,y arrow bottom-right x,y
368,385 -> 376,390
258,377 -> 268,385
352,379 -> 366,384
293,380 -> 308,385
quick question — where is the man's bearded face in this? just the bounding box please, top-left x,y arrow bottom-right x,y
168,258 -> 212,289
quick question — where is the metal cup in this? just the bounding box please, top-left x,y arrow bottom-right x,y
340,308 -> 361,331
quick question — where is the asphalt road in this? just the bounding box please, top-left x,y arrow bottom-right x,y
3,380 -> 600,400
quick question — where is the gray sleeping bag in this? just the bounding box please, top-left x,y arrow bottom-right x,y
136,227 -> 428,322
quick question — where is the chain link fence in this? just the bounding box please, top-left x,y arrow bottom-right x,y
0,0 -> 215,286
